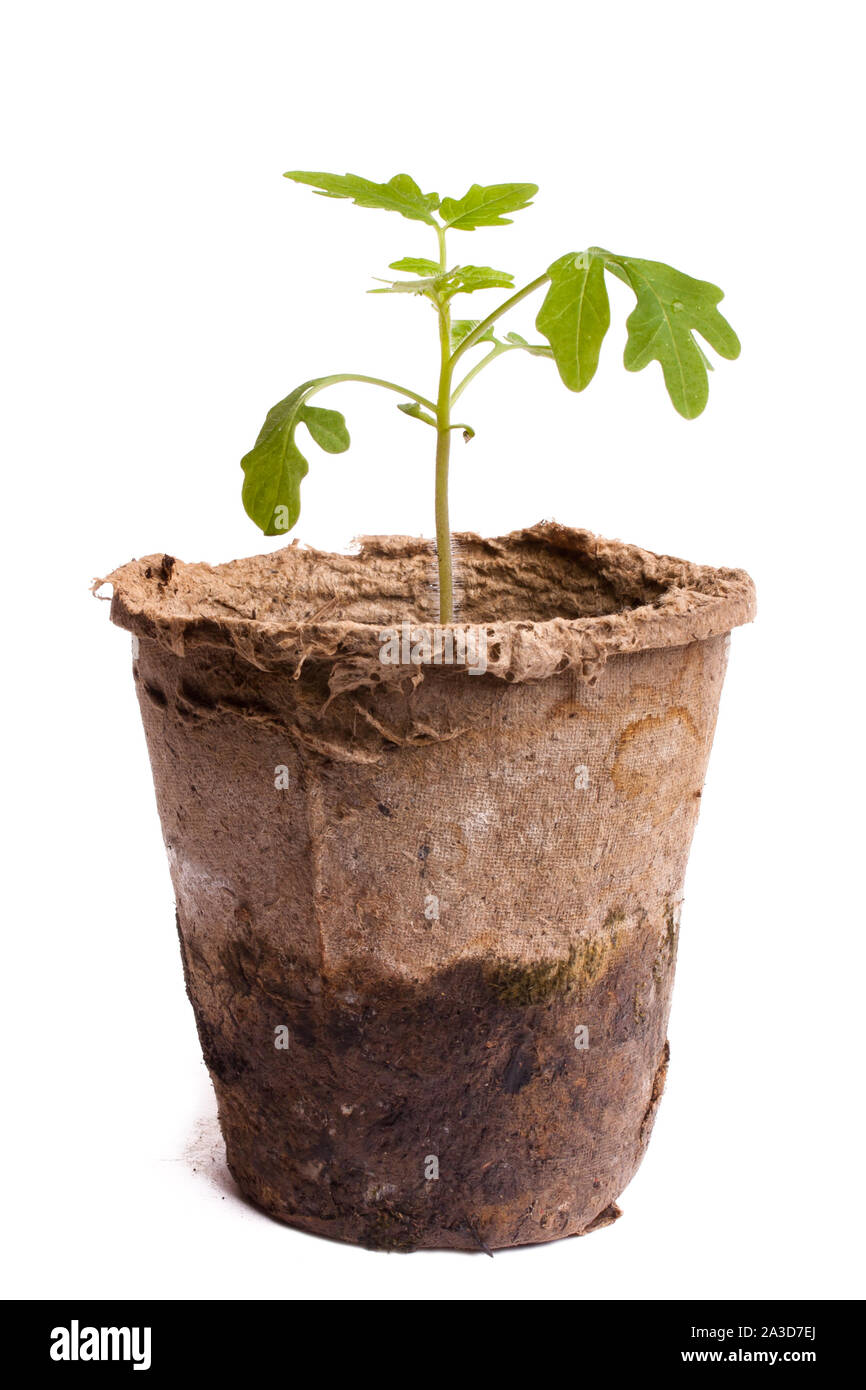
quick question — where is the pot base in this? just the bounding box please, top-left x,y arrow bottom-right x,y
229,1172 -> 624,1252
180,926 -> 674,1252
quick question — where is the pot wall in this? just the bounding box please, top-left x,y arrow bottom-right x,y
131,627 -> 730,1250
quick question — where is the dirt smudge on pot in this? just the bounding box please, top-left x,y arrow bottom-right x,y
182,917 -> 677,1251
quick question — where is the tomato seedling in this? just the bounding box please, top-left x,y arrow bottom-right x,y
241,172 -> 739,622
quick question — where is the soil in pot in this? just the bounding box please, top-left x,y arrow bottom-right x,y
101,522 -> 755,1251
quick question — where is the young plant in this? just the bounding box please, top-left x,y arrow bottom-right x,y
241,172 -> 740,623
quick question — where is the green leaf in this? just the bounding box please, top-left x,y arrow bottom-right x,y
241,382 -> 349,537
505,331 -> 554,358
388,257 -> 441,276
301,404 -> 350,453
536,252 -> 610,391
372,264 -> 514,301
397,401 -> 437,428
283,171 -> 440,225
446,265 -> 514,296
451,319 -> 495,353
611,255 -> 740,419
369,275 -> 441,296
439,182 -> 538,230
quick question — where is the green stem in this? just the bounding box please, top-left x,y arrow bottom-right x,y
449,273 -> 550,366
427,223 -> 454,622
307,373 -> 436,413
427,235 -> 548,620
435,296 -> 454,623
450,343 -> 513,406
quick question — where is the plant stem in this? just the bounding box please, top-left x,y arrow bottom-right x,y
428,239 -> 549,622
434,230 -> 455,623
434,375 -> 454,622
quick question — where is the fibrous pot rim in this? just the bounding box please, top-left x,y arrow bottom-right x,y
98,521 -> 755,685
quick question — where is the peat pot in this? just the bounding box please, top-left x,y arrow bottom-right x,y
102,522 -> 755,1251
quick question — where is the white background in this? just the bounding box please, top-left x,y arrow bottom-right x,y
2,0 -> 864,1301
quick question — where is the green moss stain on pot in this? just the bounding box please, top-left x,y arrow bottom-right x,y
101,523 -> 755,1250
484,909 -> 625,1006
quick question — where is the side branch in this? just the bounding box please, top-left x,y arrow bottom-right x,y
449,274 -> 550,366
309,374 -> 437,413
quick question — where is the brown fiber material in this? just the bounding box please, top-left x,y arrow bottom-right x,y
101,523 -> 754,1250
101,521 -> 755,693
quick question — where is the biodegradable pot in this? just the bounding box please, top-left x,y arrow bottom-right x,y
103,523 -> 754,1251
